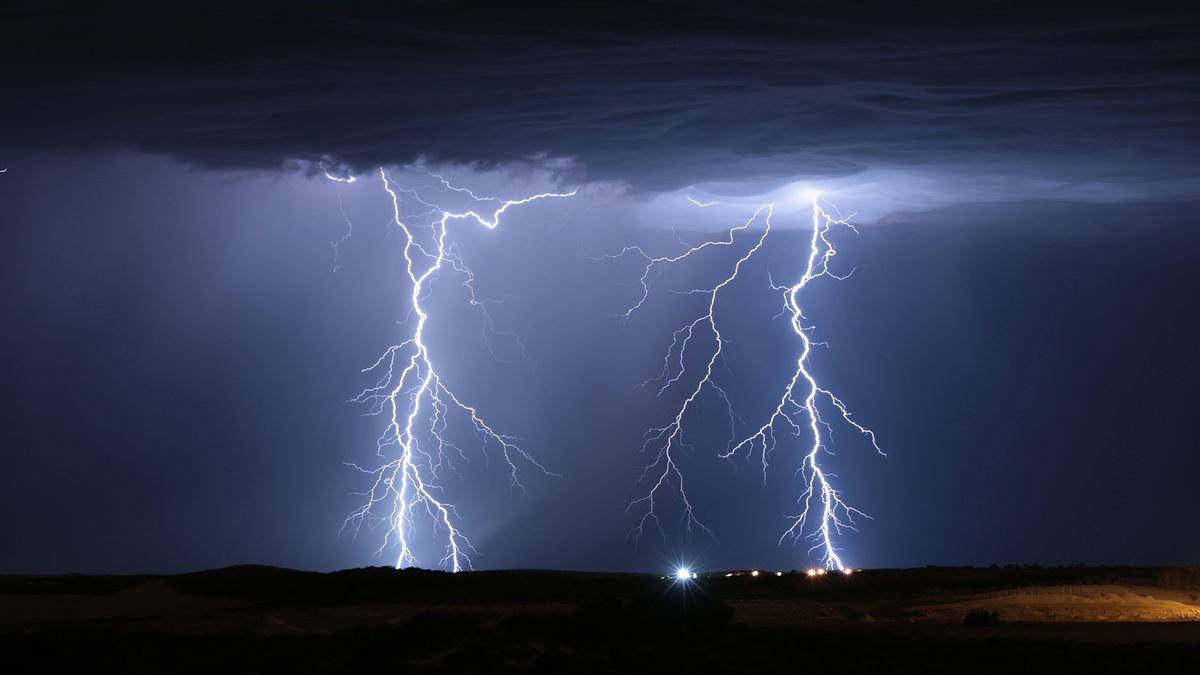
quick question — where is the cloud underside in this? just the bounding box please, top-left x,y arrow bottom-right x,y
2,1 -> 1197,189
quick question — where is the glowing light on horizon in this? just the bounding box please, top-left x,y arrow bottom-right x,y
674,566 -> 697,581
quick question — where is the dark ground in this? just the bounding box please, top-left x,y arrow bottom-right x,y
4,565 -> 1200,673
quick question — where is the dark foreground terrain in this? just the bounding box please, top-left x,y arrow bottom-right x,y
4,565 -> 1200,673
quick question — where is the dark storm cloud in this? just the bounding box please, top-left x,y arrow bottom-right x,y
2,1 -> 1198,189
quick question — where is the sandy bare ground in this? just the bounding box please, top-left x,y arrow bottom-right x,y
731,585 -> 1200,628
919,584 -> 1200,622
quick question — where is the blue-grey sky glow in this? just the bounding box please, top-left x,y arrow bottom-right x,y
1,1 -> 1198,574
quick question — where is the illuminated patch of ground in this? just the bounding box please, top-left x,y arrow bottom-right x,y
920,585 -> 1200,622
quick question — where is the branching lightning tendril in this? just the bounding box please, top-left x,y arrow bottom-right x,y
334,167 -> 575,571
611,196 -> 883,570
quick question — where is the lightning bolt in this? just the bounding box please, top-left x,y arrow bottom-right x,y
611,195 -> 883,570
336,166 -> 576,571
321,162 -> 357,272
605,204 -> 773,541
724,198 -> 885,571
320,161 -> 357,184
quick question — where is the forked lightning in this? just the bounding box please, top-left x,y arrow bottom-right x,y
334,167 -> 575,571
615,195 -> 883,570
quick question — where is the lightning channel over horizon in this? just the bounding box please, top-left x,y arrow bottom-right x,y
610,196 -> 884,570
335,166 -> 576,572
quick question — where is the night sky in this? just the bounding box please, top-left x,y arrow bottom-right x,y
1,2 -> 1198,574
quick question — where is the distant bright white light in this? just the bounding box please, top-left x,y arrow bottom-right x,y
775,572 -> 783,577
806,569 -> 818,577
675,567 -> 695,581
843,569 -> 854,576
751,570 -> 760,577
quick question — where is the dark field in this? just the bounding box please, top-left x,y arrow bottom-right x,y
4,565 -> 1200,673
